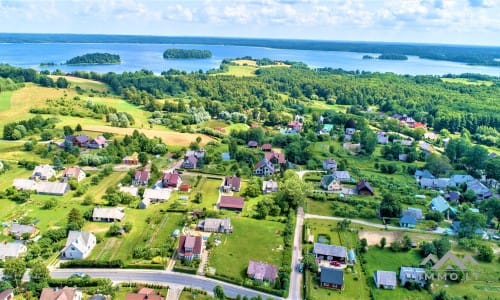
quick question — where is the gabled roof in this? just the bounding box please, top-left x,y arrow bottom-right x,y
9,224 -> 35,236
178,235 -> 202,255
430,196 -> 450,213
91,136 -> 107,145
374,270 -> 396,286
0,242 -> 27,259
404,207 -> 423,220
75,135 -> 89,144
247,260 -> 279,281
261,143 -> 272,150
356,180 -> 374,194
265,151 -> 286,164
62,231 -> 95,255
320,267 -> 344,285
449,174 -> 474,186
40,287 -> 79,300
313,243 -> 347,258
32,164 -> 56,178
62,166 -> 84,178
36,182 -> 69,195
400,214 -> 417,225
467,180 -> 491,197
262,180 -> 278,190
134,170 -> 150,182
224,176 -> 241,189
184,155 -> 198,165
92,207 -> 125,221
400,267 -> 426,280
321,174 -> 338,187
333,171 -> 350,181
415,169 -> 435,179
248,140 -> 258,147
255,159 -> 275,172
219,196 -> 245,210
162,172 -> 180,185
143,188 -> 171,201
323,158 -> 337,165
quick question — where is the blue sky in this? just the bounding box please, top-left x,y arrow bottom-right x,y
0,0 -> 498,46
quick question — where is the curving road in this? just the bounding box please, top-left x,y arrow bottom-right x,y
49,269 -> 283,300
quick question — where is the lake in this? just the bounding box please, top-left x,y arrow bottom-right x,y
1,43 -> 499,76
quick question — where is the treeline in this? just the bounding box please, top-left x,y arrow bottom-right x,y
3,34 -> 499,66
3,115 -> 58,140
66,53 -> 121,65
0,77 -> 23,92
378,53 -> 408,60
163,49 -> 212,59
0,64 -> 68,88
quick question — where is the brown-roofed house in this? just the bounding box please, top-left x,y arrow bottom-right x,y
218,196 -> 245,211
133,170 -> 150,186
182,155 -> 198,169
265,151 -> 286,165
261,143 -> 272,151
122,153 -> 139,165
40,287 -> 82,300
162,172 -> 181,188
356,180 -> 374,196
125,287 -> 163,300
87,136 -> 107,149
62,166 -> 86,182
177,235 -> 202,261
223,176 -> 241,192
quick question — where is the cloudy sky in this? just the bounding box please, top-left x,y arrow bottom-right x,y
0,0 -> 498,46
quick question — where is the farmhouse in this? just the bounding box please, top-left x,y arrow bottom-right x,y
404,207 -> 424,220
223,176 -> 241,192
122,153 -> 139,165
61,231 -> 96,260
0,242 -> 27,260
140,188 -> 171,208
321,174 -> 342,192
162,172 -> 181,188
40,287 -> 82,300
31,164 -> 56,181
262,179 -> 278,194
9,224 -> 38,240
87,136 -> 107,149
320,267 -> 344,290
133,170 -> 150,186
373,270 -> 397,289
218,196 -> 245,212
36,182 -> 70,196
92,207 -> 125,222
62,166 -> 86,182
182,155 -> 198,169
400,267 -> 427,287
322,159 -> 337,172
313,243 -> 347,263
356,180 -> 374,195
177,235 -> 202,261
197,218 -> 233,233
247,260 -> 279,283
254,159 -> 275,176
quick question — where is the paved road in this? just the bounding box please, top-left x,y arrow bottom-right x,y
288,207 -> 304,300
50,269 -> 283,300
304,213 -> 444,235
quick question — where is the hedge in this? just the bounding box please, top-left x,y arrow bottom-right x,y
60,259 -> 124,268
206,274 -> 285,297
124,264 -> 165,270
48,277 -> 112,287
165,208 -> 188,213
172,266 -> 197,274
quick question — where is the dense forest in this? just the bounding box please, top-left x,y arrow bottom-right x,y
1,33 -> 499,66
66,53 -> 121,65
163,49 -> 212,59
378,54 -> 408,60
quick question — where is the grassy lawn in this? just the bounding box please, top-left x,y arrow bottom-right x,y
208,217 -> 285,281
89,96 -> 152,127
0,91 -> 13,112
0,164 -> 33,190
224,123 -> 249,132
179,290 -> 212,300
217,65 -> 257,77
0,141 -> 52,163
184,177 -> 221,210
86,171 -> 127,202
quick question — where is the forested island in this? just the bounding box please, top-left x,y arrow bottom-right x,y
378,54 -> 408,60
1,33 -> 499,66
163,49 -> 212,59
362,55 -> 374,59
66,53 -> 121,65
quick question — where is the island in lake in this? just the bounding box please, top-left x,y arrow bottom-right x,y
377,53 -> 408,60
66,53 -> 121,65
163,48 -> 212,59
362,55 -> 374,59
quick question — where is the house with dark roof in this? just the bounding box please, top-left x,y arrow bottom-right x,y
431,196 -> 456,218
320,267 -> 344,290
254,158 -> 275,176
9,224 -> 38,240
322,159 -> 337,172
400,267 -> 427,287
74,135 -> 90,147
61,231 -> 96,260
133,170 -> 150,186
40,287 -> 82,300
414,169 -> 435,181
87,136 -> 107,149
223,176 -> 241,192
265,151 -> 286,168
321,174 -> 342,191
247,260 -> 279,283
261,143 -> 272,151
313,243 -> 347,263
445,191 -> 461,202
373,270 -> 396,289
162,172 -> 181,188
247,140 -> 258,148
403,207 -> 423,220
466,180 -> 492,199
177,235 -> 202,261
182,155 -> 198,169
356,180 -> 374,196
62,166 -> 86,182
218,196 -> 245,212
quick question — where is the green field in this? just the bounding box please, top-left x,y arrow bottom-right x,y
441,77 -> 493,86
208,217 -> 285,281
0,91 -> 12,112
179,290 -> 212,300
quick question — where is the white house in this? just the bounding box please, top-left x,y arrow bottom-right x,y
30,164 -> 56,181
61,231 -> 96,260
0,242 -> 28,260
62,167 -> 86,182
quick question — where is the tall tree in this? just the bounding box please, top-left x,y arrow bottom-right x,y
67,208 -> 85,230
29,261 -> 50,284
360,129 -> 377,155
213,285 -> 225,300
425,153 -> 451,176
379,194 -> 402,218
3,258 -> 26,287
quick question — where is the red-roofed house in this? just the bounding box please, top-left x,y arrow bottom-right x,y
261,144 -> 272,151
133,170 -> 150,186
87,136 -> 108,149
162,172 -> 181,188
223,176 -> 241,192
182,155 -> 198,169
177,235 -> 203,261
248,140 -> 258,148
62,166 -> 86,182
218,196 -> 245,212
125,287 -> 163,300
